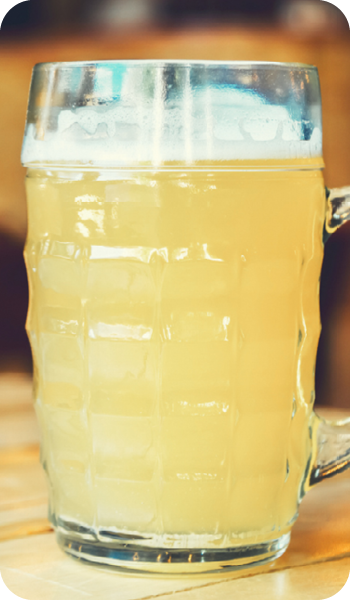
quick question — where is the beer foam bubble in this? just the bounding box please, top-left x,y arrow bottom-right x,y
22,85 -> 322,167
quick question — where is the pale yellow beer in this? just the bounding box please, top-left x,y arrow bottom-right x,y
25,159 -> 325,547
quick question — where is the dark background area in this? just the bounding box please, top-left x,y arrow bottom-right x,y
0,0 -> 350,406
1,0 -> 347,33
2,0 -> 282,31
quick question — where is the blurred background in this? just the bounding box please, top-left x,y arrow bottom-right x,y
0,0 -> 349,406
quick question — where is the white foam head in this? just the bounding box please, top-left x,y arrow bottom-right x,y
21,61 -> 323,167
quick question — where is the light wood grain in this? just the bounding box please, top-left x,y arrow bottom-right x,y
0,373 -> 33,410
145,559 -> 350,600
0,374 -> 38,450
0,534 -> 213,600
0,452 -> 50,542
0,534 -> 349,600
0,460 -> 47,508
0,411 -> 39,450
0,374 -> 49,544
1,452 -> 350,569
0,520 -> 52,543
1,374 -> 350,599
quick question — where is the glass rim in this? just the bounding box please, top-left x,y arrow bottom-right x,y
32,59 -> 318,71
23,58 -> 322,168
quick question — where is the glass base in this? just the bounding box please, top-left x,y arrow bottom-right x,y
56,521 -> 291,574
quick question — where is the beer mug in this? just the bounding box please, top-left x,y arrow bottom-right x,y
21,61 -> 350,573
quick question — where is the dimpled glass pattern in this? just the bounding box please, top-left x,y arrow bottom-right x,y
24,165 -> 326,570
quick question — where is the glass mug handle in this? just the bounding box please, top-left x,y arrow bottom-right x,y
309,185 -> 350,488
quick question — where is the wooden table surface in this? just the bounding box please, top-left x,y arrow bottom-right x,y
0,372 -> 349,600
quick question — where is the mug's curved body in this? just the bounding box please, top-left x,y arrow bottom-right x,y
22,62 -> 333,573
